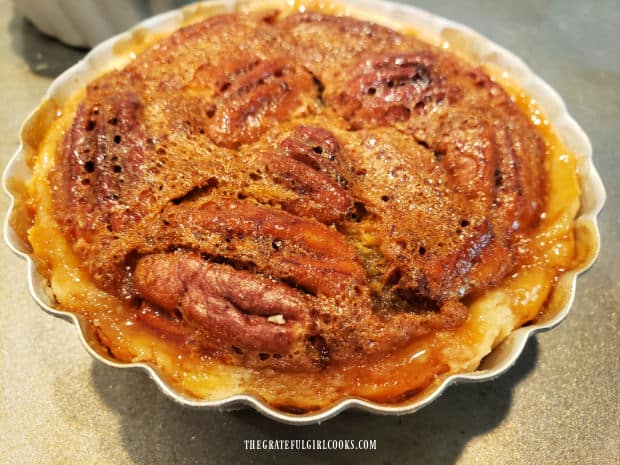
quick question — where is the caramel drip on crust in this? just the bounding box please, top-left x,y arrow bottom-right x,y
46,10 -> 553,376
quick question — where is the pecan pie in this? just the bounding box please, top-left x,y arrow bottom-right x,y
24,5 -> 581,408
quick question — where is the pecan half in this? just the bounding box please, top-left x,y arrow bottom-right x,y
255,126 -> 353,223
279,126 -> 348,186
202,56 -> 316,148
259,151 -> 351,224
159,199 -> 365,296
330,53 -> 437,128
134,252 -> 311,352
415,109 -> 499,209
54,90 -> 148,241
280,12 -> 406,84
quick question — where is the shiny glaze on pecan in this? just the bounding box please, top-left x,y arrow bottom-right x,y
54,90 -> 148,243
330,53 -> 437,128
191,56 -> 318,148
134,252 -> 311,353
151,199 -> 365,297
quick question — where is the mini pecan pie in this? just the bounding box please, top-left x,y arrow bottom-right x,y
25,6 -> 582,409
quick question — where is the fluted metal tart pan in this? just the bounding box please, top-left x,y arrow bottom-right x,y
3,0 -> 605,424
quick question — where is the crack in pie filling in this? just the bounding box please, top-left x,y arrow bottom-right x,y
23,4 -> 583,411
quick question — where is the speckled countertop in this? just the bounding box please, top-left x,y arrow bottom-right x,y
1,0 -> 618,463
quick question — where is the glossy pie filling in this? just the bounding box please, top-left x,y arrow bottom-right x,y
21,3 -> 582,411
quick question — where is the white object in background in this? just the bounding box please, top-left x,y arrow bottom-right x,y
14,0 -> 190,48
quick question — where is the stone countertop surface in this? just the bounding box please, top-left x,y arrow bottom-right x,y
1,0 -> 618,463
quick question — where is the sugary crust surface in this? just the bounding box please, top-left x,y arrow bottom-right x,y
51,11 -> 546,371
